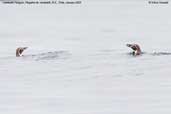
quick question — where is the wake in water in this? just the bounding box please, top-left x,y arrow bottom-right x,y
151,52 -> 171,56
24,51 -> 70,61
127,52 -> 171,56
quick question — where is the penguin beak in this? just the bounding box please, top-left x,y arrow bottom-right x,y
23,47 -> 28,50
126,44 -> 137,51
126,44 -> 132,47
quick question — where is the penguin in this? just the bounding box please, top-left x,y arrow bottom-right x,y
16,47 -> 28,57
126,44 -> 142,56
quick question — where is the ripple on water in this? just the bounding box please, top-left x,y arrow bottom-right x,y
22,51 -> 71,61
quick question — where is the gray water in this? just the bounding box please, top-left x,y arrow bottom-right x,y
1,1 -> 171,114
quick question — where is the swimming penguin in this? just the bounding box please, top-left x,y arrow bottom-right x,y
126,44 -> 142,56
16,47 -> 28,57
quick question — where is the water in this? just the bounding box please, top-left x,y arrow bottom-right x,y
0,0 -> 171,114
